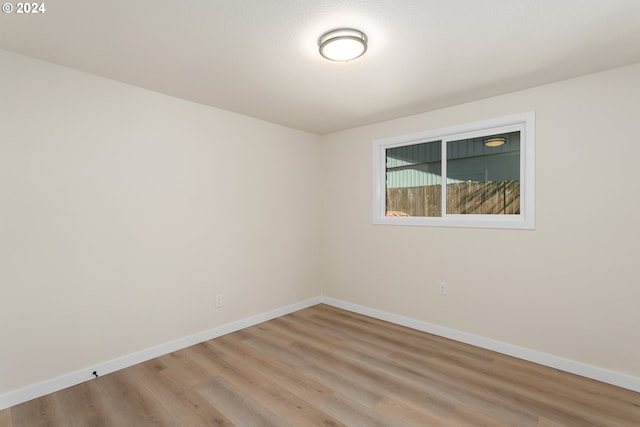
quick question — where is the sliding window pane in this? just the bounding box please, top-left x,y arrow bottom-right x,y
446,131 -> 520,215
386,141 -> 442,217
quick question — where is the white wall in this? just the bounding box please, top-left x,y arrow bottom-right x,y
321,62 -> 640,379
0,50 -> 323,395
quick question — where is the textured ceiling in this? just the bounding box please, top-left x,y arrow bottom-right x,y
2,0 -> 640,134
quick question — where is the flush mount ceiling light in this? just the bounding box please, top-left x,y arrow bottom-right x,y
318,28 -> 368,62
483,137 -> 507,147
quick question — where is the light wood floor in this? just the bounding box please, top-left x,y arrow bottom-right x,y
1,304 -> 639,426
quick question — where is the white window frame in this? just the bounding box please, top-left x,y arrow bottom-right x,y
373,112 -> 535,229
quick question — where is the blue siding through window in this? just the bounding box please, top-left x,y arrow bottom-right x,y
386,132 -> 520,189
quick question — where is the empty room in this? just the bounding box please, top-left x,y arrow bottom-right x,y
1,1 -> 639,426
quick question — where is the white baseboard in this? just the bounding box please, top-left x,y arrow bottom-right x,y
321,297 -> 640,393
0,296 -> 323,411
2,295 -> 638,411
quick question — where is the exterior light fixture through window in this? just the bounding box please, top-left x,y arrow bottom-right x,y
483,137 -> 507,147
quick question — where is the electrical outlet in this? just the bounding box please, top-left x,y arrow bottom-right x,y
215,294 -> 224,308
439,281 -> 448,296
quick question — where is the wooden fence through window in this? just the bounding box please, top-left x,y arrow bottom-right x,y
386,180 -> 520,216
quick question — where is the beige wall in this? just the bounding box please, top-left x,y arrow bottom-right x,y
0,51 -> 323,394
321,62 -> 640,378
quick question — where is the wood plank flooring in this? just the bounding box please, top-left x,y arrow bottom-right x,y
1,304 -> 639,426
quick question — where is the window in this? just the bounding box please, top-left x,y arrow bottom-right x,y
373,112 -> 535,229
